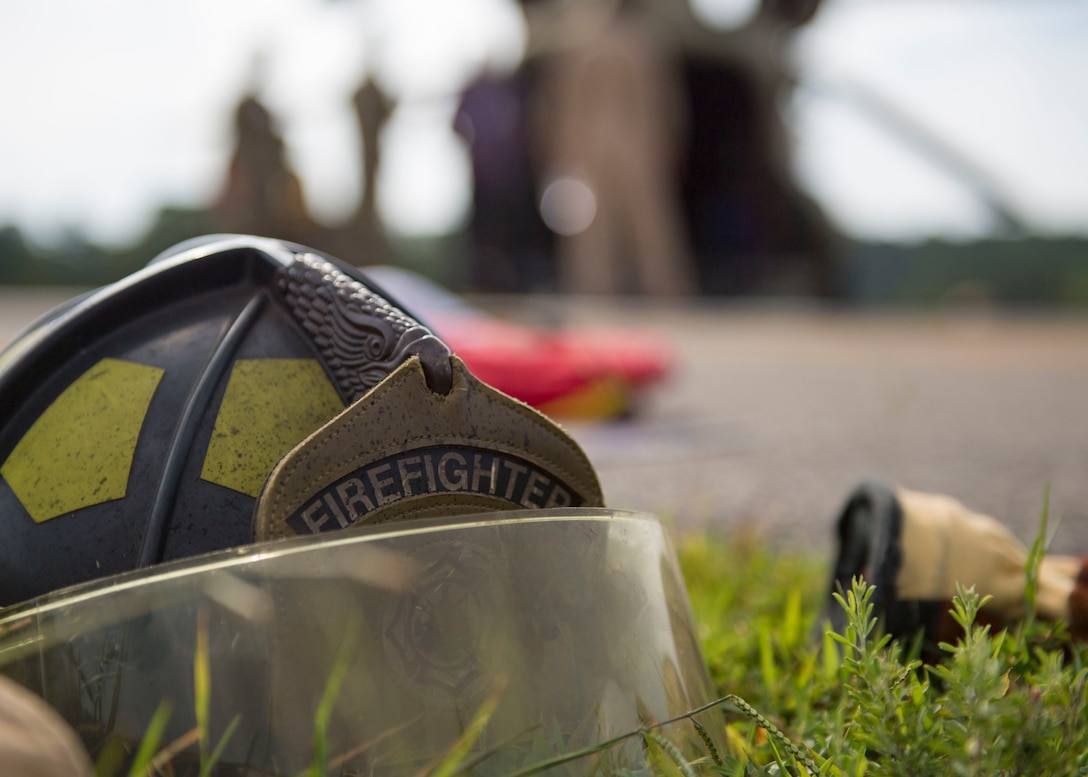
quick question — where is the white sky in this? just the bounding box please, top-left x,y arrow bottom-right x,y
791,0 -> 1088,241
0,0 -> 1085,247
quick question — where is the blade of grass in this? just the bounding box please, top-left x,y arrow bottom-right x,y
124,701 -> 172,777
194,609 -> 210,764
146,728 -> 200,775
821,625 -> 841,682
436,722 -> 546,777
198,714 -> 241,777
326,716 -> 422,772
416,680 -> 505,777
301,622 -> 359,777
93,737 -> 127,777
758,628 -> 779,690
1024,485 -> 1051,624
782,588 -> 803,649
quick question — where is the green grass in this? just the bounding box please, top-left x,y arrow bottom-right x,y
676,529 -> 1088,776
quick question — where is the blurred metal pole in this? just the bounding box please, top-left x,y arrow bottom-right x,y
799,77 -> 1030,237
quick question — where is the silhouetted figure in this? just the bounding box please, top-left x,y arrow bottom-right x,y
463,0 -> 837,297
535,0 -> 696,296
351,78 -> 393,263
680,58 -> 836,295
667,0 -> 836,296
454,68 -> 556,292
214,95 -> 315,244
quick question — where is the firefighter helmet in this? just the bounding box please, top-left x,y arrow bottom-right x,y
0,235 -> 602,606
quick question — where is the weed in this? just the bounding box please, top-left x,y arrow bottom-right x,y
678,525 -> 1088,777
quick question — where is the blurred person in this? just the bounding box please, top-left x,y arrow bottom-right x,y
214,93 -> 316,245
454,66 -> 557,293
674,0 -> 835,295
534,0 -> 696,296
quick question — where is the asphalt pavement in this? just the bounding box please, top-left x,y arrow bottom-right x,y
5,288 -> 1088,558
545,300 -> 1088,557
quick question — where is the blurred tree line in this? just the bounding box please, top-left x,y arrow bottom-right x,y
844,236 -> 1088,308
0,207 -> 215,286
3,0 -> 1087,308
4,207 -> 1088,309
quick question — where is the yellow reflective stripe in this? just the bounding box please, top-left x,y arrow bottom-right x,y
1,358 -> 164,523
201,359 -> 344,497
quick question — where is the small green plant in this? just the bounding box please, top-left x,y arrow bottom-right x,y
678,520 -> 1088,777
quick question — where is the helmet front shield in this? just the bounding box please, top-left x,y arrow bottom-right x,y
0,510 -> 722,776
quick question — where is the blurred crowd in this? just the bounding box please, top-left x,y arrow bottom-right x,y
213,0 -> 837,297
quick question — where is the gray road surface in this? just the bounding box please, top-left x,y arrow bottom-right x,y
4,288 -> 1088,558
552,302 -> 1088,557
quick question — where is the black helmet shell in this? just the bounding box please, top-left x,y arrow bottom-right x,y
0,236 -> 453,605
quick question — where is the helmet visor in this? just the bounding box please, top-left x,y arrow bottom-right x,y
0,509 -> 721,776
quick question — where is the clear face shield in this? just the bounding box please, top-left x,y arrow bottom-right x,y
0,509 -> 721,776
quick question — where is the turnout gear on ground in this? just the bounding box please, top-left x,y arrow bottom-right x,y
827,479 -> 1088,657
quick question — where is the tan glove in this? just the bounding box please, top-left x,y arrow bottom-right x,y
826,479 -> 1088,656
